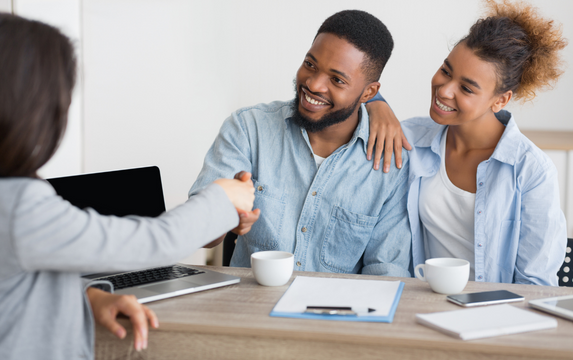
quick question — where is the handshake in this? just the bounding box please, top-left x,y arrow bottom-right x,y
90,170 -> 261,352
214,171 -> 260,236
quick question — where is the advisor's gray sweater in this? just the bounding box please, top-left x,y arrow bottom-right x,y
0,178 -> 238,360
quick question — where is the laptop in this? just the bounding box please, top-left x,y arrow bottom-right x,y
47,166 -> 240,303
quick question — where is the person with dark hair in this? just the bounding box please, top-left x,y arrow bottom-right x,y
365,0 -> 568,285
0,13 -> 255,360
190,10 -> 411,276
315,9 -> 393,84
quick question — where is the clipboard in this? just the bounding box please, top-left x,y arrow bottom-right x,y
270,276 -> 404,323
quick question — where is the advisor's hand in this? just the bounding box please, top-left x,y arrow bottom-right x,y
87,287 -> 158,352
214,171 -> 255,212
365,101 -> 411,172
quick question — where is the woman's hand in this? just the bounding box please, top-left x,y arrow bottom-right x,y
86,287 -> 158,351
214,172 -> 255,212
230,171 -> 260,235
365,101 -> 411,172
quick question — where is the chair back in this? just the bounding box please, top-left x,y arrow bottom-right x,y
222,232 -> 238,266
557,238 -> 573,287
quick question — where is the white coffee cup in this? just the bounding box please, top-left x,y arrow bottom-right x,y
250,251 -> 294,287
414,258 -> 470,295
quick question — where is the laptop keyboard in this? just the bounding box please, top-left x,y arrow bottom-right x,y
96,265 -> 205,290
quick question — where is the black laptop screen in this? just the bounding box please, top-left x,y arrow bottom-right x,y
46,166 -> 166,218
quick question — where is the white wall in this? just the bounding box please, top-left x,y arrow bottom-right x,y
14,0 -> 83,179
504,1 -> 573,130
569,152 -> 573,237
80,0 -> 573,209
0,0 -> 11,12
13,0 -> 573,262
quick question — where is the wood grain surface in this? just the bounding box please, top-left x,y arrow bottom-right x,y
521,130 -> 573,151
95,266 -> 573,360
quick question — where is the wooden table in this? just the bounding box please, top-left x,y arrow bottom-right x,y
95,266 -> 573,360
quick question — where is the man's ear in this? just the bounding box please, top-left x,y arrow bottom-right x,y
491,90 -> 512,113
360,82 -> 381,103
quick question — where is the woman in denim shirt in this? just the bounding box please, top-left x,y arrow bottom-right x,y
366,0 -> 567,285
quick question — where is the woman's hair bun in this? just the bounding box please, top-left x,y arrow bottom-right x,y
463,0 -> 568,102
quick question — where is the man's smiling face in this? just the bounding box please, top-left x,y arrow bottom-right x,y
292,33 -> 370,132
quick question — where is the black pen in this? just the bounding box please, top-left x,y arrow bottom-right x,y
305,306 -> 376,316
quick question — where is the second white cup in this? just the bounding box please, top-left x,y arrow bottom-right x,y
415,258 -> 470,295
250,251 -> 294,286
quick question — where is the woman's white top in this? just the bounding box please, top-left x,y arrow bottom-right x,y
419,128 -> 476,279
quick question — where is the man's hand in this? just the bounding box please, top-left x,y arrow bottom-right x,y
231,171 -> 260,236
202,171 -> 261,248
365,101 -> 412,172
86,287 -> 158,352
232,208 -> 261,235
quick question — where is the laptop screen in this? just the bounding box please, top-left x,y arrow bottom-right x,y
46,166 -> 166,217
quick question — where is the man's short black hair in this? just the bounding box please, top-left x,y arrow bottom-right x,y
316,10 -> 393,83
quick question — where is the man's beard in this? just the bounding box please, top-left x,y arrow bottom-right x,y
291,82 -> 361,133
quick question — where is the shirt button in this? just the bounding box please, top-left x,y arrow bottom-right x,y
478,243 -> 483,247
257,186 -> 263,191
301,227 -> 307,233
478,210 -> 482,214
478,275 -> 483,280
312,191 -> 317,196
296,261 -> 302,267
479,182 -> 483,186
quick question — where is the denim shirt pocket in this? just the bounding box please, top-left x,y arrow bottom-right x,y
242,179 -> 285,251
320,205 -> 377,273
497,220 -> 521,275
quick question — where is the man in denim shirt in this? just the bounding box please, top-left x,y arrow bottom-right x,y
189,10 -> 411,276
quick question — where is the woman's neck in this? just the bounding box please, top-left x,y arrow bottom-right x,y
446,111 -> 506,154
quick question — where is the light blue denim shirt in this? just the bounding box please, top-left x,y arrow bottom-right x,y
402,110 -> 567,285
190,100 -> 411,277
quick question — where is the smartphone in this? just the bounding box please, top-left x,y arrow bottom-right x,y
447,290 -> 524,307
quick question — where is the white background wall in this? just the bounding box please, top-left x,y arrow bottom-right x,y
14,0 -> 83,179
0,0 -> 11,12
79,0 -> 573,207
12,0 -> 573,262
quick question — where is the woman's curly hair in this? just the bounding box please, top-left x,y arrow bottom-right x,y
459,0 -> 568,102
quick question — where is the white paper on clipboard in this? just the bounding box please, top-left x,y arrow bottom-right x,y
270,276 -> 404,322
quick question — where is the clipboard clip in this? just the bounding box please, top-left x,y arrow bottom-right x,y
304,306 -> 376,316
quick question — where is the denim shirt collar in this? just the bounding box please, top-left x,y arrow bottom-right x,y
355,105 -> 371,155
285,101 -> 370,155
408,120 -> 444,156
489,110 -> 520,166
417,110 -> 520,165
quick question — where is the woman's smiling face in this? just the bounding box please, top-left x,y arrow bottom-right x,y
429,42 -> 509,126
